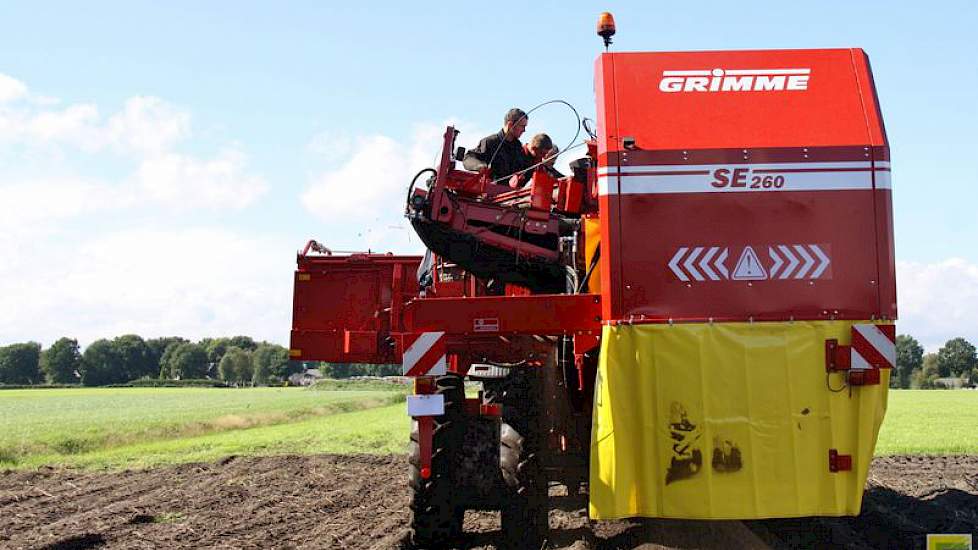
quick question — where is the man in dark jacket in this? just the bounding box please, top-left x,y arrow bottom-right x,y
463,108 -> 533,183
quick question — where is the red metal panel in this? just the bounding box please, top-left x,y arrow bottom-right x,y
610,49 -> 876,150
344,330 -> 378,356
595,49 -> 894,322
598,192 -> 622,321
602,146 -> 878,166
291,254 -> 421,362
615,186 -> 880,321
852,53 -> 897,320
850,50 -> 888,147
403,294 -> 602,336
596,54 -> 623,321
873,185 -> 897,318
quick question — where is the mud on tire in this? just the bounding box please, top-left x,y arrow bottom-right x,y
408,374 -> 465,548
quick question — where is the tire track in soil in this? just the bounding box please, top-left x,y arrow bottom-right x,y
1,455 -> 975,549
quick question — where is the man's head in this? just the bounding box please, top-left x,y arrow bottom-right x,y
503,108 -> 528,141
526,133 -> 554,161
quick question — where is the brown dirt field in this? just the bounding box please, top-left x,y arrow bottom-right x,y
1,454 -> 975,550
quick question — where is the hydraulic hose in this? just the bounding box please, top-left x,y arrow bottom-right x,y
406,168 -> 437,212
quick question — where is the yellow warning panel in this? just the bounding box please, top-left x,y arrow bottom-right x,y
589,321 -> 890,520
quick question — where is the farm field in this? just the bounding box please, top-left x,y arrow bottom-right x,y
0,386 -> 976,548
1,454 -> 975,549
0,385 -> 407,469
1,386 -> 974,471
876,389 -> 978,454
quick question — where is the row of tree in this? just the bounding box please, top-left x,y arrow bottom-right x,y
2,333 -> 975,389
893,336 -> 977,389
0,335 -> 297,386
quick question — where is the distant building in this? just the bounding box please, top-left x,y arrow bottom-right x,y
288,368 -> 323,386
934,377 -> 966,389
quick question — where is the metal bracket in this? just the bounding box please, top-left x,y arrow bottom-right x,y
829,449 -> 852,472
825,338 -> 881,386
462,398 -> 503,417
848,368 -> 881,386
824,339 -> 851,372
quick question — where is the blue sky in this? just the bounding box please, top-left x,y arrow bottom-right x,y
1,1 -> 975,351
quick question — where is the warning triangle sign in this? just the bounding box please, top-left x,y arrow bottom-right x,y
732,246 -> 767,280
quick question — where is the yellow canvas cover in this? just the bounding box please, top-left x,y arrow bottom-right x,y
589,321 -> 890,519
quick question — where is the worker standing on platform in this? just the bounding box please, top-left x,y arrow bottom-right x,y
512,133 -> 562,188
524,132 -> 553,162
463,108 -> 533,183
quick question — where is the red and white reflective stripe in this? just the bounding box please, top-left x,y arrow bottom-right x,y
597,161 -> 892,195
850,324 -> 896,370
402,331 -> 447,377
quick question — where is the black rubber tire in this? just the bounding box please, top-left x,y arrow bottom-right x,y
482,367 -> 539,441
409,374 -> 465,548
500,422 -> 548,549
457,416 -> 503,506
488,368 -> 549,548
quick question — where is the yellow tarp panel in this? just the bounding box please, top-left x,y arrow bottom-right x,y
589,321 -> 890,520
583,216 -> 601,293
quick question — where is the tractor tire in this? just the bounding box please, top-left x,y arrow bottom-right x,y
457,416 -> 503,505
487,368 -> 549,548
500,421 -> 548,549
409,373 -> 465,549
482,366 -> 541,442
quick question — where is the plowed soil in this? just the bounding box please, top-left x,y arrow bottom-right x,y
1,455 -> 975,550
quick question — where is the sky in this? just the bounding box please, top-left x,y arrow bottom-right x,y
0,1 -> 975,352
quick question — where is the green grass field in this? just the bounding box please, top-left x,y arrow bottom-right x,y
0,386 -> 973,470
876,389 -> 978,455
0,386 -> 407,469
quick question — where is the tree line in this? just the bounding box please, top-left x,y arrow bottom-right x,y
894,335 -> 977,389
2,332 -> 974,389
0,335 -> 298,387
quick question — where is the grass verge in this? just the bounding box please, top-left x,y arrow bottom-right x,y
0,387 -> 403,467
7,403 -> 410,470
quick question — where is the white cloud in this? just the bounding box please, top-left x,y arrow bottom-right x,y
0,73 -> 278,348
104,96 -> 190,153
0,74 -> 266,222
23,103 -> 101,146
301,121 -> 483,253
302,134 -> 404,216
0,73 -> 28,102
0,177 -> 130,232
135,149 -> 267,209
0,228 -> 293,347
897,258 -> 978,351
1,94 -> 189,154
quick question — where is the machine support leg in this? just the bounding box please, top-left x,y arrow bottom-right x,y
418,415 -> 434,479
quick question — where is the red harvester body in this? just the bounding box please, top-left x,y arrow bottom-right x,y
290,38 -> 895,547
